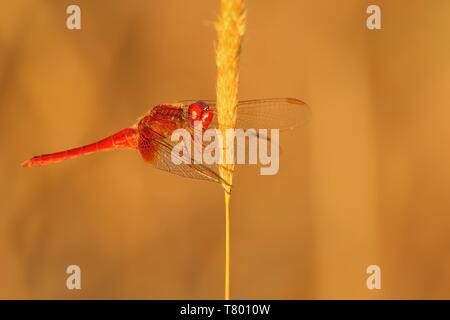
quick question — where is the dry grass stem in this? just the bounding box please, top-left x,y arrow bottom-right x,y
215,0 -> 246,300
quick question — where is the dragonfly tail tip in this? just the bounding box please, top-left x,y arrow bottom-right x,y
21,159 -> 33,168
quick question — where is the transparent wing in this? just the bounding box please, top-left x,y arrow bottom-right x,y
177,98 -> 311,130
137,98 -> 310,184
139,125 -> 231,186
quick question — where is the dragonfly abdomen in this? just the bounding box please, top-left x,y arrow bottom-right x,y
21,128 -> 138,167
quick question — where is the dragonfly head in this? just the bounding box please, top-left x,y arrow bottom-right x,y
188,101 -> 213,129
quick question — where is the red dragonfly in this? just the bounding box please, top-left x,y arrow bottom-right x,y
21,98 -> 310,185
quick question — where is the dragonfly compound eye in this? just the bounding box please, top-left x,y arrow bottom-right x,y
188,102 -> 205,124
201,111 -> 214,129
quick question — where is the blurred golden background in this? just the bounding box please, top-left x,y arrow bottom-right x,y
1,0 -> 450,299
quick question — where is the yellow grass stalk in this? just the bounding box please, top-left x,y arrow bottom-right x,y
215,0 -> 246,300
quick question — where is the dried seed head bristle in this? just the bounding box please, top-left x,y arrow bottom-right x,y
215,0 -> 246,192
